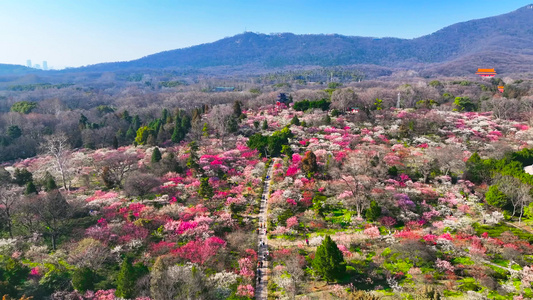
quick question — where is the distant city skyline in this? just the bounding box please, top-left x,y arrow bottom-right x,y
25,59 -> 50,70
1,0 -> 532,69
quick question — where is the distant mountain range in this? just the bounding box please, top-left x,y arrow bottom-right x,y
2,4 -> 533,77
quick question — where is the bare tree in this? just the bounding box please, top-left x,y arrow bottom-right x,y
42,133 -> 72,191
331,88 -> 357,111
0,185 -> 22,238
284,255 -> 306,299
331,149 -> 385,217
97,150 -> 138,188
124,172 -> 160,197
497,175 -> 533,223
17,191 -> 71,250
430,145 -> 465,176
208,104 -> 234,149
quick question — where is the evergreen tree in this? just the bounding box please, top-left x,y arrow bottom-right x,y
125,127 -> 136,142
253,120 -> 260,129
151,147 -> 162,163
132,115 -> 142,130
464,152 -> 490,184
112,136 -> 119,149
44,172 -> 58,192
365,200 -> 381,221
6,125 -> 22,139
161,109 -> 169,124
25,181 -> 37,195
233,100 -> 243,118
262,120 -> 268,130
72,267 -> 96,292
171,116 -> 185,143
485,185 -> 509,208
291,115 -> 300,126
13,168 -> 33,186
116,257 -> 136,299
186,141 -> 199,170
121,110 -> 132,123
198,177 -> 214,199
181,114 -> 191,131
227,117 -> 238,133
312,235 -> 346,282
323,114 -> 331,125
79,114 -> 88,130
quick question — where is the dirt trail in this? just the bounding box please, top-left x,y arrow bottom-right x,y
256,162 -> 273,300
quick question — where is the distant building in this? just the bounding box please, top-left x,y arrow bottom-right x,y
42,61 -> 48,70
213,87 -> 235,92
26,60 -> 31,68
347,107 -> 359,113
498,86 -> 504,93
34,64 -> 41,69
476,68 -> 496,77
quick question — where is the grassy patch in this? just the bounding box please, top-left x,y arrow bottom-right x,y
442,290 -> 463,297
452,256 -> 475,266
472,222 -> 533,242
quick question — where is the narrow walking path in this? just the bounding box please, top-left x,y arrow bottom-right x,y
256,161 -> 274,300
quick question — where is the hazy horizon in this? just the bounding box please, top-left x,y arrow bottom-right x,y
2,0 -> 531,70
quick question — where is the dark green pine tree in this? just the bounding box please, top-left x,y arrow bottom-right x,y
44,172 -> 58,192
161,108 -> 169,124
112,136 -> 119,149
171,117 -> 184,143
365,200 -> 382,221
233,100 -> 243,118
227,117 -> 238,133
125,127 -> 136,142
291,115 -> 300,126
72,267 -> 96,292
312,235 -> 346,282
198,176 -> 214,199
323,114 -> 331,125
25,181 -> 37,195
181,114 -> 191,131
151,147 -> 162,163
132,115 -> 142,131
262,120 -> 268,130
121,110 -> 132,124
115,257 -> 136,299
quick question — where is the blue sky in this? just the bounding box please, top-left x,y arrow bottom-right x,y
1,0 -> 531,69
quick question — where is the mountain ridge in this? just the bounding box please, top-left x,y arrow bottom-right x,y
3,4 -> 533,77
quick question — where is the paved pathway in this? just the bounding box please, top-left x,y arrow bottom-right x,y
256,162 -> 273,300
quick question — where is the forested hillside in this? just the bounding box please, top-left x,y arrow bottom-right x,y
75,5 -> 533,76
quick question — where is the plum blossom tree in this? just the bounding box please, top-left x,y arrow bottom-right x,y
98,150 -> 138,188
332,149 -> 384,218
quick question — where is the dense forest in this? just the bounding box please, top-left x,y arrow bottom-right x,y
0,70 -> 533,299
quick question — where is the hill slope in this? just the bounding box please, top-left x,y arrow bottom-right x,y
78,5 -> 533,75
